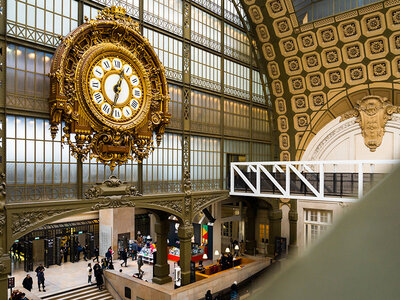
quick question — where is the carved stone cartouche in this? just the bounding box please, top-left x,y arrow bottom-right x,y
341,95 -> 400,152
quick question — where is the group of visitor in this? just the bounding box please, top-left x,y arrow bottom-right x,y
21,263 -> 45,293
204,281 -> 239,300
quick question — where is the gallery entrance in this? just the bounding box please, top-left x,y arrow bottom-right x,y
13,219 -> 99,272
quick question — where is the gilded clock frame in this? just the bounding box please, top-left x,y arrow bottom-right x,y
48,6 -> 171,170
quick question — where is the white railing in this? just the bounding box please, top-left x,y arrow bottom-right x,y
230,160 -> 400,202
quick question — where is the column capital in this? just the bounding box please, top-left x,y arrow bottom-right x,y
269,209 -> 282,221
289,211 -> 298,222
178,223 -> 193,240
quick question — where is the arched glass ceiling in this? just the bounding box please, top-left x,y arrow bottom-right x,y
293,0 -> 382,24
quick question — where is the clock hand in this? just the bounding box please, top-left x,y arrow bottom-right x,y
112,69 -> 125,115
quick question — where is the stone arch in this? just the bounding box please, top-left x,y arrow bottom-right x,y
7,198 -> 186,250
295,85 -> 400,160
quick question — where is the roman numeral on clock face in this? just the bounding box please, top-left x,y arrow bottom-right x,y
130,99 -> 139,110
101,103 -> 111,115
93,92 -> 103,104
133,88 -> 142,98
113,58 -> 122,70
90,78 -> 100,90
130,75 -> 139,86
113,108 -> 122,119
93,66 -> 104,78
102,59 -> 111,71
123,106 -> 132,118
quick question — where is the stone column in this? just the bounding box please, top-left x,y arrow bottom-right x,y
178,223 -> 193,286
289,199 -> 298,256
0,255 -> 10,300
267,209 -> 282,256
152,215 -> 171,284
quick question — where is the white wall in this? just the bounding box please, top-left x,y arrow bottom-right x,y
302,115 -> 400,172
297,115 -> 400,252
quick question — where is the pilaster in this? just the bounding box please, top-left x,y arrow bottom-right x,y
152,214 -> 172,284
289,199 -> 298,256
267,209 -> 282,256
178,223 -> 193,286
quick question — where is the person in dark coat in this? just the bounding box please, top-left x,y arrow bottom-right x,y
205,290 -> 213,300
22,274 -> 33,291
93,246 -> 99,262
120,248 -> 128,267
83,244 -> 88,261
64,245 -> 69,263
37,269 -> 45,292
94,263 -> 104,291
230,281 -> 238,300
106,247 -> 112,263
93,262 -> 103,290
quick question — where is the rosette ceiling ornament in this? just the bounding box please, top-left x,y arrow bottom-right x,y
48,6 -> 170,170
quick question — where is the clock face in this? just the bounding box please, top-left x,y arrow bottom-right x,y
87,55 -> 144,124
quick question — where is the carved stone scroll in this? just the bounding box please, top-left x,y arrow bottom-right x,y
341,95 -> 400,151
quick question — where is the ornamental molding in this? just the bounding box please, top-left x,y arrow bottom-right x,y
11,209 -> 70,235
85,175 -> 142,199
91,198 -> 136,210
150,199 -> 183,215
341,95 -> 400,151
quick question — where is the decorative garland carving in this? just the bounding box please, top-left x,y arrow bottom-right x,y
91,199 -> 136,210
12,209 -> 70,235
151,199 -> 183,214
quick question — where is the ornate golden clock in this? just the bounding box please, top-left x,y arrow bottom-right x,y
48,6 -> 170,170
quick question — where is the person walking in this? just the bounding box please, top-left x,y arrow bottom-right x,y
131,240 -> 138,261
120,248 -> 128,267
87,263 -> 93,284
93,246 -> 99,262
22,274 -> 33,292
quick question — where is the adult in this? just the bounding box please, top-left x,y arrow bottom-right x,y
93,246 -> 99,262
131,241 -> 138,261
37,269 -> 45,292
59,247 -> 64,265
93,262 -> 103,291
76,243 -> 82,261
22,274 -> 33,292
230,281 -> 238,300
137,256 -> 144,278
63,245 -> 68,263
205,290 -> 213,300
120,248 -> 128,267
106,246 -> 113,263
83,244 -> 88,261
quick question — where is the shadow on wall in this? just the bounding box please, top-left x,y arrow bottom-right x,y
250,165 -> 400,300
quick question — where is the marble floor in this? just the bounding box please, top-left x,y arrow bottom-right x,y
12,256 -> 181,298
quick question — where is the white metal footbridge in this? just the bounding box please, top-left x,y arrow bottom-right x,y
229,160 -> 400,202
